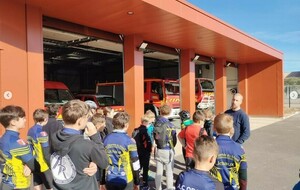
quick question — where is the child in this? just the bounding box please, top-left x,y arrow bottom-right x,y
42,104 -> 63,151
175,136 -> 224,190
132,112 -> 153,190
103,106 -> 114,136
144,110 -> 156,147
179,110 -> 193,129
154,104 -> 177,190
49,99 -> 108,190
91,113 -> 106,139
104,112 -> 140,190
178,110 -> 193,161
210,113 -> 247,190
178,110 -> 208,170
0,105 -> 40,190
90,113 -> 106,189
203,108 -> 215,137
27,109 -> 53,190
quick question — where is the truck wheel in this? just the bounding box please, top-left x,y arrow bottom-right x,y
290,91 -> 298,100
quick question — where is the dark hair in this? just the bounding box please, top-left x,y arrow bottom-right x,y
46,104 -> 60,117
33,109 -> 49,123
0,105 -> 26,128
179,110 -> 190,121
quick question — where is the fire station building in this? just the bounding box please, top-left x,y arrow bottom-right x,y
0,0 -> 283,137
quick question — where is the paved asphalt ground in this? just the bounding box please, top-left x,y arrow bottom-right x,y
147,113 -> 300,190
244,113 -> 300,190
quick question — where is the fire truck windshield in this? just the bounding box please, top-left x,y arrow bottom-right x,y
165,82 -> 179,95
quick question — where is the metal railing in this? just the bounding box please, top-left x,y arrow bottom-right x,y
284,85 -> 300,108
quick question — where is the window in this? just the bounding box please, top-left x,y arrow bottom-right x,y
97,97 -> 121,106
200,80 -> 214,90
165,82 -> 180,95
45,89 -> 73,104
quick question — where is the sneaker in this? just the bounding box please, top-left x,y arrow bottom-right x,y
141,184 -> 150,190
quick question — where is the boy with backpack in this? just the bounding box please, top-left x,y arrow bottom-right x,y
178,110 -> 207,170
27,109 -> 54,190
104,112 -> 140,190
154,104 -> 177,190
50,100 -> 108,190
132,113 -> 153,190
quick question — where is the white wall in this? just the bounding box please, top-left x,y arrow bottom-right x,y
226,66 -> 238,109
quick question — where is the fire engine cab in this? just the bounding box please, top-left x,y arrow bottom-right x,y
96,79 -> 180,119
195,78 -> 215,110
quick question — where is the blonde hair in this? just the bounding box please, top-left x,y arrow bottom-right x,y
214,113 -> 233,134
141,115 -> 150,123
145,110 -> 155,119
91,113 -> 106,126
113,112 -> 130,129
203,108 -> 214,120
103,106 -> 113,116
192,110 -> 206,123
159,104 -> 171,116
62,100 -> 90,125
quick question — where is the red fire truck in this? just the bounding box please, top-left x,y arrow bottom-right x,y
195,78 -> 215,110
96,79 -> 180,119
44,81 -> 75,120
95,78 -> 214,118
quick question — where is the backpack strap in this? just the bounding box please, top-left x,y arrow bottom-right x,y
166,124 -> 175,150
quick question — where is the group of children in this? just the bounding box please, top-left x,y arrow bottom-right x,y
175,110 -> 247,190
0,100 -> 247,190
0,101 -> 110,190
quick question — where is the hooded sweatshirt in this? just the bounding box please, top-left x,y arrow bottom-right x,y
50,128 -> 108,190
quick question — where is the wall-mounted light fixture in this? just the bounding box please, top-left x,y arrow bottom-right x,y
138,42 -> 148,51
127,11 -> 134,15
225,62 -> 232,67
192,54 -> 200,62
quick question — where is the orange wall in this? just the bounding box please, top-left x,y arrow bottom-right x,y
0,1 -> 44,138
246,61 -> 284,116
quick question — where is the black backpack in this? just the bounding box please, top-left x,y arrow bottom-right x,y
132,125 -> 151,152
153,120 -> 174,149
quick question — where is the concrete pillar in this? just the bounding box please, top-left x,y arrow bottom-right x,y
123,35 -> 144,133
0,1 -> 43,138
26,4 -> 44,132
215,58 -> 227,114
180,49 -> 195,114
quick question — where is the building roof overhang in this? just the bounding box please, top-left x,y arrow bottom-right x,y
27,0 -> 283,64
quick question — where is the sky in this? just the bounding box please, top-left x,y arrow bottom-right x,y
188,0 -> 300,72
